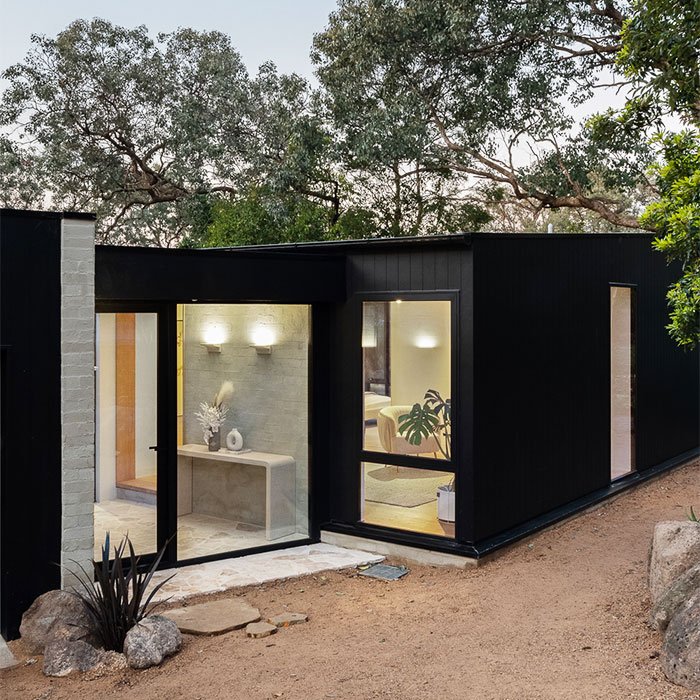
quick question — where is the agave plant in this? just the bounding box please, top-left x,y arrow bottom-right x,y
398,389 -> 452,461
72,533 -> 175,652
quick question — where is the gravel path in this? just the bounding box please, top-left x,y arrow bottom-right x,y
3,458 -> 699,699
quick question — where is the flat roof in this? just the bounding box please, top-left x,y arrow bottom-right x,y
207,230 -> 655,255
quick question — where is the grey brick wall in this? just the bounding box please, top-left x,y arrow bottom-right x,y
60,218 -> 95,587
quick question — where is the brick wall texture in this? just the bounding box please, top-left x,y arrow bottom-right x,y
60,219 -> 95,587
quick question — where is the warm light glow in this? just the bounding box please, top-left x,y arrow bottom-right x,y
414,334 -> 438,349
362,328 -> 377,348
395,299 -> 403,304
251,325 -> 275,347
202,323 -> 226,345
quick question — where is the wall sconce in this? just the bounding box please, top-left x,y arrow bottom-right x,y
362,327 -> 377,348
250,326 -> 275,355
201,323 -> 226,353
414,334 -> 438,349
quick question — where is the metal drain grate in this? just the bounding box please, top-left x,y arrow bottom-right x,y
358,564 -> 410,580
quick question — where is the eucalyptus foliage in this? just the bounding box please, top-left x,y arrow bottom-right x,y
605,0 -> 700,347
312,0 -> 650,230
0,20 -> 343,245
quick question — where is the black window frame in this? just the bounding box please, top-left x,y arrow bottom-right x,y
609,282 -> 638,482
354,290 -> 460,539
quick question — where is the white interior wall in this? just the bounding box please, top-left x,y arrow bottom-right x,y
389,300 -> 451,407
96,313 -> 116,502
134,313 -> 157,478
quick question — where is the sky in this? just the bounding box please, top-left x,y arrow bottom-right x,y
0,0 -> 339,84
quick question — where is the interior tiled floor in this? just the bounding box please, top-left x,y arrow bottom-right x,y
94,500 -> 306,561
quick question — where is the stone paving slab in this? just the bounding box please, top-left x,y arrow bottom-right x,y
0,636 -> 18,671
163,599 -> 260,635
245,622 -> 277,639
267,613 -> 308,627
148,544 -> 384,603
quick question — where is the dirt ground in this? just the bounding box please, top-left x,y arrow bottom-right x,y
3,459 -> 700,700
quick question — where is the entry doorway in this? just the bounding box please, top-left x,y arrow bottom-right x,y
94,302 -> 313,569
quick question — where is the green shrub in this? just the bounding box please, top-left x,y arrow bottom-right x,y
73,534 -> 174,652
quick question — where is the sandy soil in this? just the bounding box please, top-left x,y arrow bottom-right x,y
3,459 -> 700,700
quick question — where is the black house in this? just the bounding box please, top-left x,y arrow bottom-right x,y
1,208 -> 698,639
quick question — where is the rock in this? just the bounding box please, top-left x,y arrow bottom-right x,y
163,599 -> 260,635
20,590 -> 99,654
43,638 -> 101,677
0,635 -> 18,671
661,590 -> 700,690
123,615 -> 181,669
267,613 -> 308,627
649,521 -> 700,603
245,621 -> 277,638
650,562 -> 700,632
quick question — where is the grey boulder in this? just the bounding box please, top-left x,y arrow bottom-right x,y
123,615 -> 182,669
43,636 -> 102,677
650,562 -> 700,632
648,521 -> 700,603
20,590 -> 99,654
661,590 -> 700,690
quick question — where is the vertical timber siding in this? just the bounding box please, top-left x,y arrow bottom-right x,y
471,234 -> 700,543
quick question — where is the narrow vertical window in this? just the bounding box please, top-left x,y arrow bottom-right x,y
610,286 -> 636,479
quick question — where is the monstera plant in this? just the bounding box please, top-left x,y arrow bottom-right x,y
398,389 -> 451,461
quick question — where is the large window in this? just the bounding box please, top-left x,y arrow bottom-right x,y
360,299 -> 454,538
177,304 -> 310,560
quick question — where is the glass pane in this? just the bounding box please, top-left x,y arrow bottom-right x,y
362,300 -> 451,459
177,304 -> 310,559
95,312 -> 158,558
611,287 -> 635,479
360,462 -> 455,538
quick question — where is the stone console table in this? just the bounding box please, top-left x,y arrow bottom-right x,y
177,444 -> 296,541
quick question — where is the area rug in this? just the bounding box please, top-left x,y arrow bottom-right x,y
364,466 -> 450,508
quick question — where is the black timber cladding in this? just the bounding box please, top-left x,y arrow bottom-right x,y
96,245 -> 347,303
322,240 -> 476,545
471,234 -> 700,543
0,210 -> 65,639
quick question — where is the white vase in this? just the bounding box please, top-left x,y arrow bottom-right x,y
226,427 -> 243,451
437,485 -> 455,522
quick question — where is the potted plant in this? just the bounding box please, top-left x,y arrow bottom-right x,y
398,389 -> 455,522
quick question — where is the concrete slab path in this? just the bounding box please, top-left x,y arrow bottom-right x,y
149,543 -> 384,602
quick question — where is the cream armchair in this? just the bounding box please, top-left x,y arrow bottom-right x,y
377,405 -> 440,456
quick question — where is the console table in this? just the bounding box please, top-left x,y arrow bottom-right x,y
177,444 -> 296,541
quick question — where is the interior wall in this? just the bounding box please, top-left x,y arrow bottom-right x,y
610,287 -> 633,476
183,304 -> 310,533
134,313 -> 157,478
389,300 -> 451,407
97,313 -> 116,501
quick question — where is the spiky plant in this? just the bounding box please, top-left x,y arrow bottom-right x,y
73,533 -> 174,651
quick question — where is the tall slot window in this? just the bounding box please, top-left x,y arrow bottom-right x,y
361,299 -> 454,538
610,286 -> 636,479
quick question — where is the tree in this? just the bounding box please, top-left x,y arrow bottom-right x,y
605,0 -> 700,347
312,0 -> 651,231
0,20 -> 346,245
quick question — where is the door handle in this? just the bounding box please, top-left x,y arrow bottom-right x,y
148,445 -> 166,452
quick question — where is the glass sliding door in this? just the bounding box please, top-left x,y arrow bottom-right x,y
177,303 -> 310,560
610,286 -> 636,479
95,312 -> 158,558
360,298 -> 455,539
